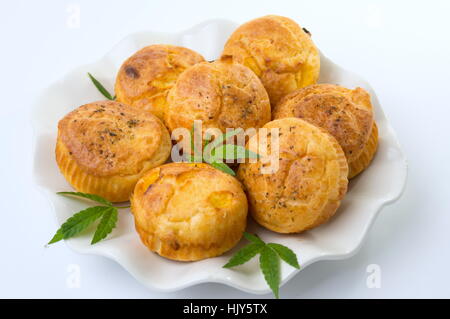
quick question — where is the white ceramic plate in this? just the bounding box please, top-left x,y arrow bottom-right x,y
32,19 -> 407,294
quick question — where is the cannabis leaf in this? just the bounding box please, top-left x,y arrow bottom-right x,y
212,144 -> 259,161
187,125 -> 259,176
87,73 -> 115,100
260,245 -> 280,298
243,232 -> 265,245
267,243 -> 300,269
91,207 -> 118,244
56,206 -> 106,239
57,191 -> 113,206
223,232 -> 300,299
223,242 -> 264,268
209,161 -> 236,176
48,192 -> 128,245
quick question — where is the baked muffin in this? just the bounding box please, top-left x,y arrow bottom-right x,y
131,163 -> 248,261
222,15 -> 320,105
237,118 -> 348,233
165,58 -> 271,135
56,101 -> 171,202
115,44 -> 205,121
349,122 -> 378,178
273,84 -> 378,178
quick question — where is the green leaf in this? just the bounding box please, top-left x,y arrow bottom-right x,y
48,228 -> 64,244
91,207 -> 118,244
116,205 -> 130,209
223,243 -> 265,268
208,161 -> 236,176
87,72 -> 115,100
222,232 -> 300,298
243,149 -> 260,159
57,192 -> 112,206
267,243 -> 300,269
243,232 -> 265,245
207,128 -> 244,150
203,134 -> 212,149
212,144 -> 260,161
190,125 -> 196,154
260,246 -> 280,299
60,206 -> 108,239
187,153 -> 202,163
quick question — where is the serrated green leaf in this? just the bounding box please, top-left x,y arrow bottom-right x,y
243,232 -> 265,245
222,232 -> 297,298
60,206 -> 108,239
208,161 -> 236,176
223,243 -> 265,268
260,246 -> 280,299
48,228 -> 64,244
267,243 -> 300,269
91,207 -> 118,244
57,192 -> 112,206
87,72 -> 115,100
212,144 -> 260,161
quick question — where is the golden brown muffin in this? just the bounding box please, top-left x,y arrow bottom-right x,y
348,122 -> 378,178
237,118 -> 348,233
56,101 -> 171,202
131,163 -> 248,261
165,59 -> 271,135
222,15 -> 320,105
273,84 -> 378,178
115,44 -> 205,121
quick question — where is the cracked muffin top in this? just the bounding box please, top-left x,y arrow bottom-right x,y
222,15 -> 320,105
115,44 -> 205,121
57,100 -> 171,177
165,58 -> 271,134
131,162 -> 248,261
237,117 -> 348,233
273,84 -> 374,164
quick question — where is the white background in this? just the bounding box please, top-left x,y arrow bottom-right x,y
1,0 -> 449,298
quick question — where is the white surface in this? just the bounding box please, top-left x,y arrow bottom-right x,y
32,19 -> 406,294
0,0 -> 449,298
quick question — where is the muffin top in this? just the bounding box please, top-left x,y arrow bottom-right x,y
57,100 -> 170,177
115,44 -> 205,120
165,59 -> 271,133
222,15 -> 320,105
133,163 -> 247,224
237,117 -> 348,233
131,162 -> 248,260
273,84 -> 374,163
